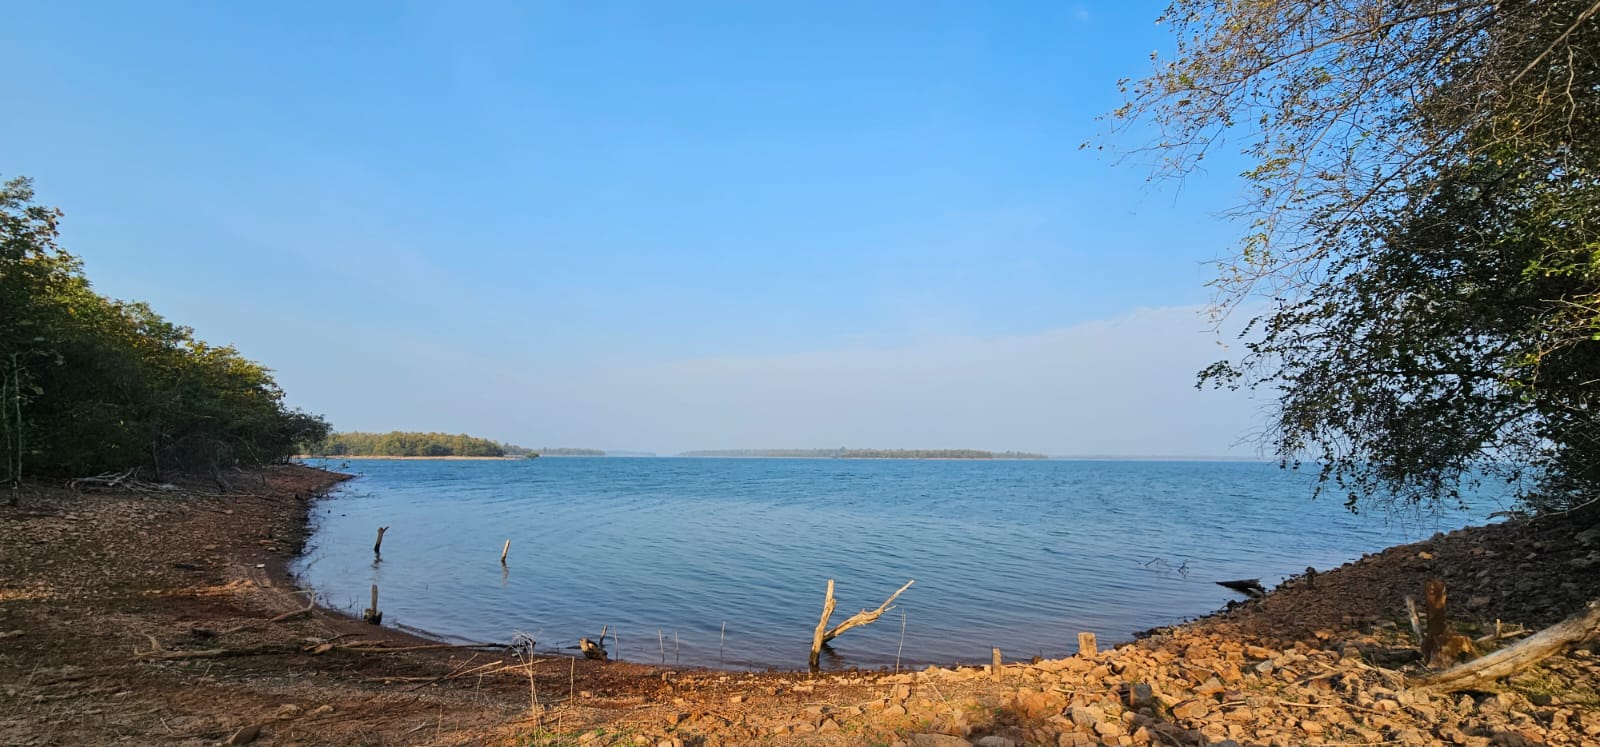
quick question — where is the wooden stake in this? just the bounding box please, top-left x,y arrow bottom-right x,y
373,526 -> 389,556
991,647 -> 1003,678
500,539 -> 511,564
809,579 -> 837,669
362,584 -> 382,625
1078,632 -> 1097,657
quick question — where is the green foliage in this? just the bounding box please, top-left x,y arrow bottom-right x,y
310,431 -> 514,458
679,448 -> 1047,459
1116,2 -> 1600,511
0,176 -> 330,482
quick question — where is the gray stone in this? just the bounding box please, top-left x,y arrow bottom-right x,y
908,734 -> 972,747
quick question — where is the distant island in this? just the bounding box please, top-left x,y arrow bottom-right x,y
678,448 -> 1048,460
308,431 -> 537,458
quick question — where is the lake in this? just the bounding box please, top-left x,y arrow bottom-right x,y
292,457 -> 1494,670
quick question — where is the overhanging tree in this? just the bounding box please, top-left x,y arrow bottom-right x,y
1112,1 -> 1600,510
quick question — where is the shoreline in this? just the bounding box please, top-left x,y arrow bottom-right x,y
296,454 -> 523,461
3,466 -> 1596,745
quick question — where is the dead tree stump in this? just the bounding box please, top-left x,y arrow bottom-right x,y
580,625 -> 610,661
1078,632 -> 1098,657
1421,580 -> 1474,669
362,584 -> 382,625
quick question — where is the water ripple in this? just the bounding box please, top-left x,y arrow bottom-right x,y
294,457 -> 1490,669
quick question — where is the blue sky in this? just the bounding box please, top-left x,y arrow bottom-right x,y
2,2 -> 1264,456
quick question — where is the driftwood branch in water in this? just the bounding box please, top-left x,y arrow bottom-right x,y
1417,600 -> 1600,692
1216,578 -> 1265,598
825,579 -> 915,642
809,579 -> 915,669
809,579 -> 839,669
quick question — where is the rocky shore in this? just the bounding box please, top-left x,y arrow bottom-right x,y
2,465 -> 1597,746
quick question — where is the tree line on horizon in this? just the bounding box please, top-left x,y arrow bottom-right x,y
1,177 -> 330,483
308,431 -> 519,458
306,432 -> 609,458
679,448 -> 1048,459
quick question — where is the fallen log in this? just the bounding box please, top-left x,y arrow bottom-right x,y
135,644 -> 297,660
1416,600 -> 1600,692
1216,579 -> 1265,598
218,592 -> 316,635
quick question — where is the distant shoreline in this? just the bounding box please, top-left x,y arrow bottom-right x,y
295,455 -> 520,461
678,455 -> 1038,460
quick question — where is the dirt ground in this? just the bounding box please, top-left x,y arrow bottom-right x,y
2,465 -> 1598,746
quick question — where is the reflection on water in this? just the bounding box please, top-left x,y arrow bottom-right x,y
292,457 -> 1496,670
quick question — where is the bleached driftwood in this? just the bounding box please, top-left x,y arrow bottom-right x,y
1417,600 -> 1600,692
808,578 -> 915,669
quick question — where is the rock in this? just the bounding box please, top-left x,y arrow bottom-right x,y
308,705 -> 334,717
1127,683 -> 1154,710
1069,705 -> 1104,728
1395,728 -> 1428,746
1244,645 -> 1275,659
975,737 -> 1017,747
1012,689 -> 1061,720
273,704 -> 302,720
908,734 -> 971,747
1196,677 -> 1225,696
1172,700 -> 1209,721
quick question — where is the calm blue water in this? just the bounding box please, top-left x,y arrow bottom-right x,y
292,457 -> 1495,670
